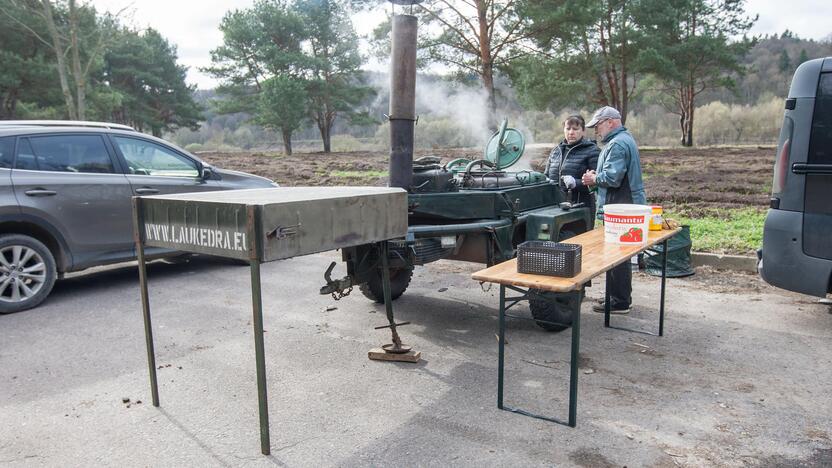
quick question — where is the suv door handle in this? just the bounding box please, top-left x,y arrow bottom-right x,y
24,189 -> 57,197
135,187 -> 160,194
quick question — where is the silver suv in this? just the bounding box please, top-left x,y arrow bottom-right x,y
0,121 -> 277,313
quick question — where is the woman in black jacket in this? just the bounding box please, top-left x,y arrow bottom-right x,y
545,115 -> 601,226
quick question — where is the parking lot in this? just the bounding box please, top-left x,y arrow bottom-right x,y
1,253 -> 831,467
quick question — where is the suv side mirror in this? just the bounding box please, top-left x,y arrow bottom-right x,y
201,166 -> 214,180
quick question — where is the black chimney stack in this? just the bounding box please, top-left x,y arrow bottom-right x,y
388,10 -> 418,190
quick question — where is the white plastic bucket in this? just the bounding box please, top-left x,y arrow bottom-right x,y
603,204 -> 652,245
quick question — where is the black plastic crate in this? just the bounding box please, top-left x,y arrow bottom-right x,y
517,241 -> 582,277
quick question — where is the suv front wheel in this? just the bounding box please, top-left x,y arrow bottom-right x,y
0,234 -> 57,314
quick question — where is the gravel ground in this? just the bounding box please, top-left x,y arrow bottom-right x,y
1,254 -> 830,467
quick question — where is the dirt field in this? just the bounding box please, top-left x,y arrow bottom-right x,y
199,145 -> 775,216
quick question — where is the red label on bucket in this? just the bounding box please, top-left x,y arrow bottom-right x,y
604,213 -> 645,224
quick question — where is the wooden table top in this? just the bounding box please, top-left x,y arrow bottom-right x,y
471,227 -> 681,293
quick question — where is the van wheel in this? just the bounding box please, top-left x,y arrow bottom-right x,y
0,234 -> 57,314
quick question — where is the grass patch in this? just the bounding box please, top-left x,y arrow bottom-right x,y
672,207 -> 765,255
330,170 -> 388,178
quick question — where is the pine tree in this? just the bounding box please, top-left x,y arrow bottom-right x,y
634,0 -> 756,146
798,49 -> 809,65
778,49 -> 791,73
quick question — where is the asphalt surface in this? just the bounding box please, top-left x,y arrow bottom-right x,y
1,252 -> 831,467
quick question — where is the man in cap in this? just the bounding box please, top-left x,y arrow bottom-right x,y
582,106 -> 646,314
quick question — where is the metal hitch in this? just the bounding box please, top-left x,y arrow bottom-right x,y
319,262 -> 354,300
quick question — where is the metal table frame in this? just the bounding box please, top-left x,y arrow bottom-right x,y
495,239 -> 669,427
132,198 -> 397,455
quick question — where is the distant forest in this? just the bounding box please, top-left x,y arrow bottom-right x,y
174,33 -> 832,152
1,0 -> 830,151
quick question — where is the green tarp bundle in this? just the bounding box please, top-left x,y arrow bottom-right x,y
644,225 -> 694,277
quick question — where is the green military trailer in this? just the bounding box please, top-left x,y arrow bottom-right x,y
321,9 -> 593,331
320,120 -> 593,331
319,10 -> 592,331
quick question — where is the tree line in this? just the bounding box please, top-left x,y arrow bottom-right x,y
2,0 -> 830,151
209,0 -> 765,150
203,0 -> 377,155
374,0 -> 757,147
180,26 -> 829,154
0,0 -> 200,136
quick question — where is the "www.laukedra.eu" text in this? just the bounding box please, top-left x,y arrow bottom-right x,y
144,223 -> 247,252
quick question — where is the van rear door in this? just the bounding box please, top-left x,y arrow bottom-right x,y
800,72 -> 832,260
760,57 -> 832,296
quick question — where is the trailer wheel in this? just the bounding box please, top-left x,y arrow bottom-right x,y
359,267 -> 414,303
528,289 -> 583,332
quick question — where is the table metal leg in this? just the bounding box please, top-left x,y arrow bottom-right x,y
659,239 -> 668,337
136,241 -> 159,407
133,197 -> 159,408
604,243 -> 672,337
604,271 -> 611,328
495,285 -> 578,426
250,259 -> 271,455
497,285 -> 506,410
568,296 -> 580,427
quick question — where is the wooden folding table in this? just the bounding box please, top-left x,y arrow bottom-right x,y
472,227 -> 681,426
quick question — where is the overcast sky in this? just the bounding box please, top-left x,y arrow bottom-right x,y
89,0 -> 832,90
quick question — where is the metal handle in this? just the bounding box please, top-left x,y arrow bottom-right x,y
135,187 -> 160,194
792,163 -> 832,175
24,189 -> 56,197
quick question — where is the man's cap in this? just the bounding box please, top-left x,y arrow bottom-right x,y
586,106 -> 622,128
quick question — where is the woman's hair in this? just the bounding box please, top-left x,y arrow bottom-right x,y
563,115 -> 585,129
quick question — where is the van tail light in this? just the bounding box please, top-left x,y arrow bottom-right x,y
772,138 -> 790,195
